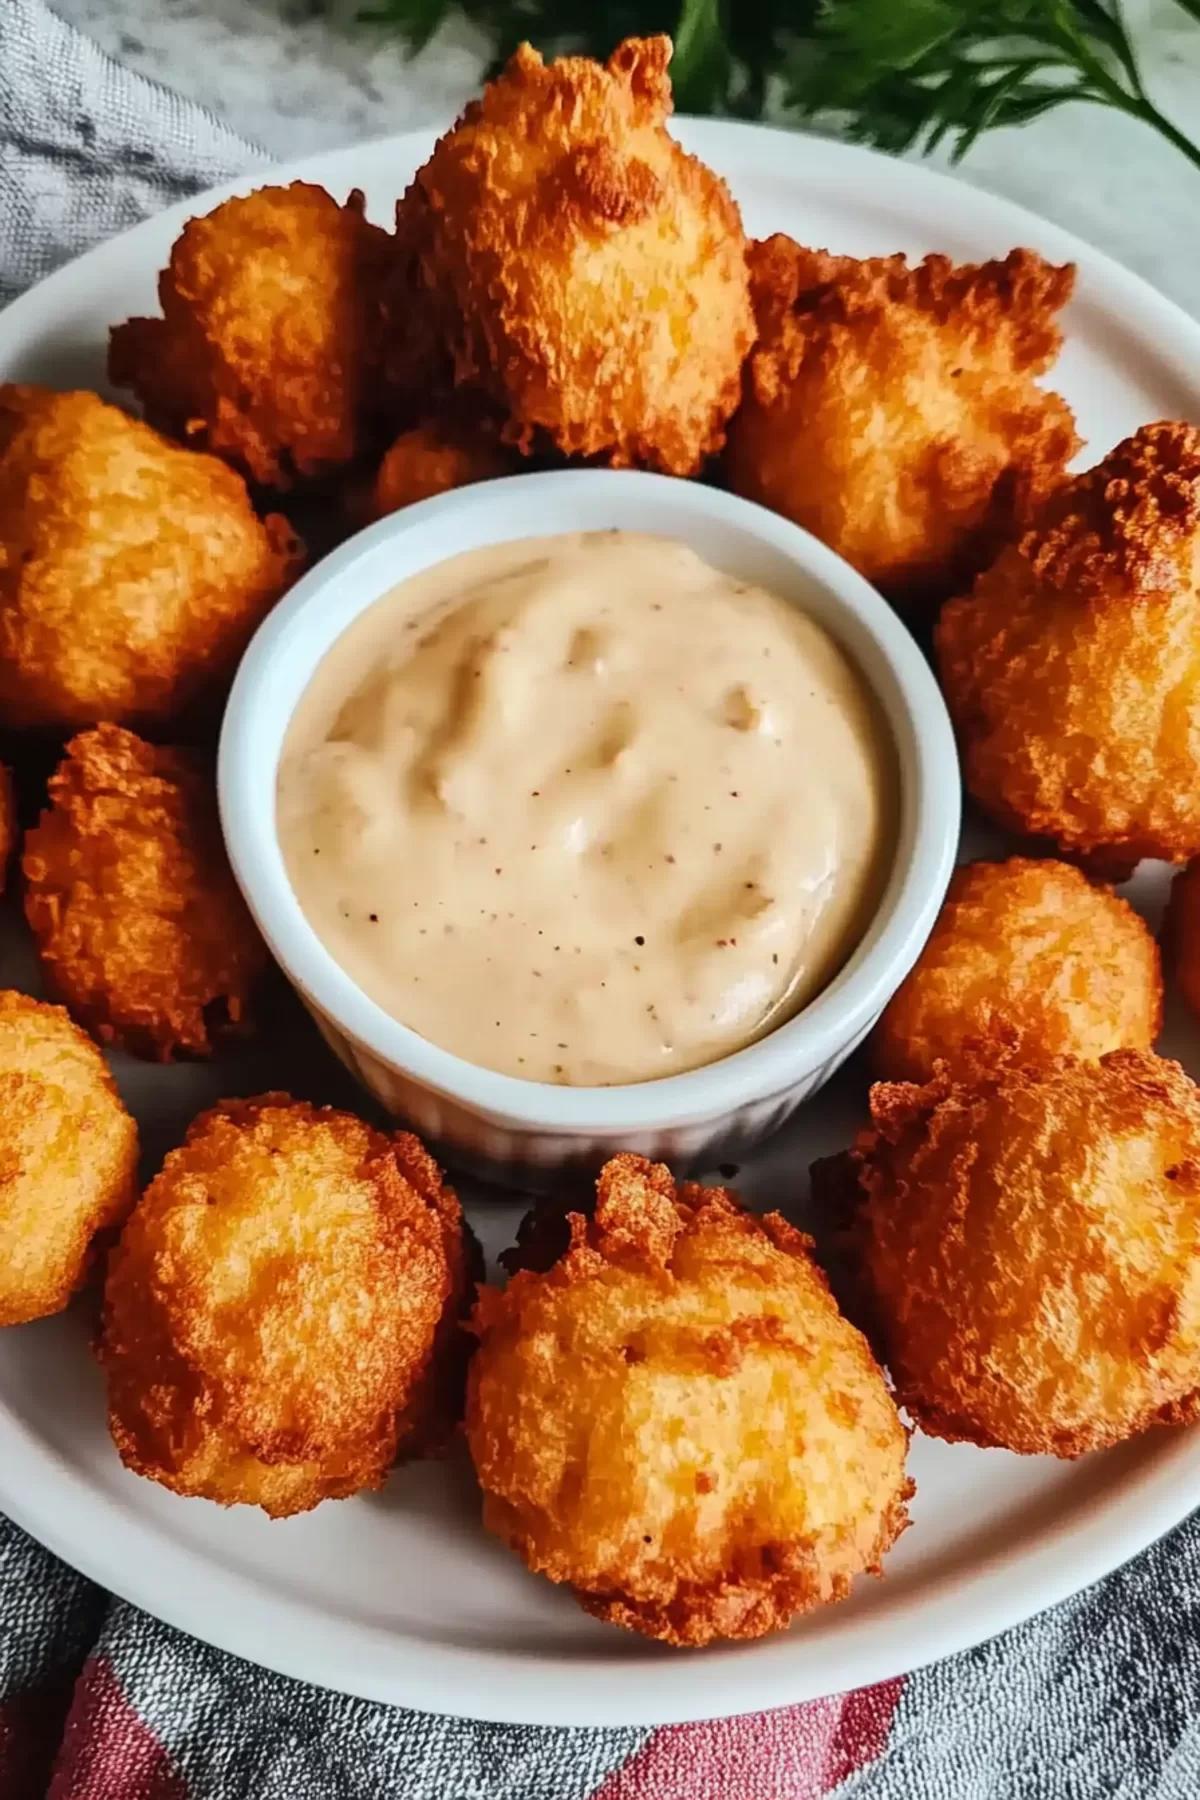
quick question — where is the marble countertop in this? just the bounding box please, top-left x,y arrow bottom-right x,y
52,0 -> 1200,318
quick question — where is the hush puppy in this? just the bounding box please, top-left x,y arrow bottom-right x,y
0,385 -> 301,732
368,422 -> 512,522
101,1097 -> 474,1516
23,726 -> 269,1061
109,183 -> 393,489
725,238 -> 1078,609
375,192 -> 457,425
846,1050 -> 1200,1456
937,422 -> 1200,870
0,991 -> 138,1327
873,857 -> 1162,1083
468,1154 -> 911,1647
405,37 -> 755,476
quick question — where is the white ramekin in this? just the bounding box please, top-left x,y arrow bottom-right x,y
218,470 -> 960,1181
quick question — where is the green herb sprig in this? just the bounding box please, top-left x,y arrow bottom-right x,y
791,0 -> 1200,172
356,0 -> 817,118
351,0 -> 1200,174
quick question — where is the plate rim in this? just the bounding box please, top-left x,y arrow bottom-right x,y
3,112 -> 1200,1728
3,1394 -> 1199,1727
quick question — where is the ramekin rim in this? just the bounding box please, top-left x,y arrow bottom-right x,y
218,470 -> 961,1134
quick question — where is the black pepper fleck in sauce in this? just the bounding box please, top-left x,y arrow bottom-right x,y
280,533 -> 886,1087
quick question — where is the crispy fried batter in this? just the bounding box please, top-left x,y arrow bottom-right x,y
873,857 -> 1162,1083
405,37 -> 755,475
847,1049 -> 1200,1456
108,183 -> 393,489
0,991 -> 138,1327
937,422 -> 1200,867
376,188 -> 458,425
0,385 -> 302,732
100,1096 -> 474,1516
369,422 -> 513,522
725,238 -> 1078,609
23,726 -> 268,1061
467,1153 -> 911,1647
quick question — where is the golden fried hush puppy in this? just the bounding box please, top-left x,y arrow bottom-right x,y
369,422 -> 513,522
725,238 -> 1078,609
0,386 -> 301,733
101,1097 -> 473,1516
108,183 -> 392,489
847,1050 -> 1200,1456
937,422 -> 1200,869
405,37 -> 755,476
467,1154 -> 911,1646
873,857 -> 1162,1083
23,726 -> 269,1061
1163,859 -> 1200,1022
0,991 -> 138,1327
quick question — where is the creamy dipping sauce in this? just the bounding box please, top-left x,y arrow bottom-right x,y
278,533 -> 892,1085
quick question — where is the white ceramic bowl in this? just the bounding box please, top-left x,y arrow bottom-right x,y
219,470 -> 960,1181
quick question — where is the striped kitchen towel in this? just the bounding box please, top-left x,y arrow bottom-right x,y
4,1507 -> 1200,1798
3,1 -> 1200,1793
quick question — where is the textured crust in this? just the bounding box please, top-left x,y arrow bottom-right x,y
108,183 -> 394,489
847,1049 -> 1200,1456
937,422 -> 1200,866
23,726 -> 269,1061
1014,421 -> 1200,595
407,36 -> 755,475
873,856 -> 1162,1083
467,1152 -> 911,1647
0,384 -> 302,732
0,990 -> 139,1327
725,237 -> 1078,610
100,1097 -> 474,1517
369,422 -> 512,522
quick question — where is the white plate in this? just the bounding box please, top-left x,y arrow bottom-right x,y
2,119 -> 1200,1730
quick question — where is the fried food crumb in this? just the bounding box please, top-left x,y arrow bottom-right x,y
847,1049 -> 1200,1456
405,37 -> 754,476
936,421 -> 1200,867
369,422 -> 512,522
101,1096 -> 474,1516
873,857 -> 1162,1082
0,384 -> 302,732
726,237 -> 1078,610
24,726 -> 269,1061
468,1153 -> 911,1646
109,183 -> 393,489
0,990 -> 138,1327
